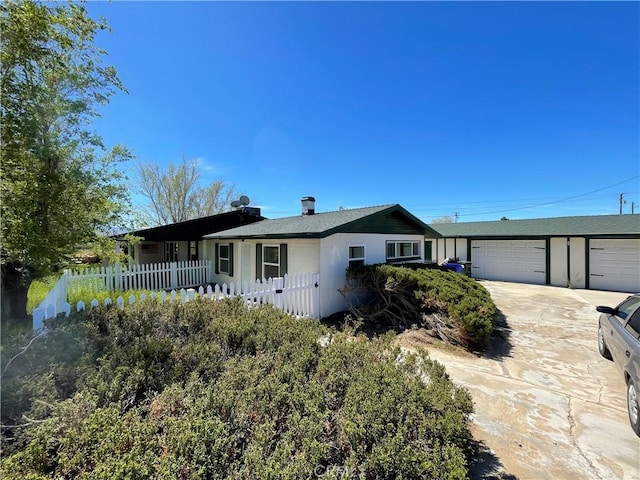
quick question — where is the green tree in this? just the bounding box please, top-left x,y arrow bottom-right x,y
134,157 -> 238,226
0,0 -> 130,326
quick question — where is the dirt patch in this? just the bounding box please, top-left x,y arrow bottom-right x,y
398,328 -> 475,357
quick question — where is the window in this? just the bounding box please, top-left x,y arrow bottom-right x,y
189,241 -> 198,261
617,297 -> 640,322
349,246 -> 365,268
625,310 -> 640,340
386,241 -> 420,261
263,245 -> 280,279
165,242 -> 178,262
141,243 -> 158,255
256,243 -> 287,279
218,244 -> 231,275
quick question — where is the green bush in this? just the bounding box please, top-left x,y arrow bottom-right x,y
1,298 -> 474,479
345,265 -> 498,349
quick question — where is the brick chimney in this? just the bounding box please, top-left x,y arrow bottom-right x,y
301,196 -> 316,215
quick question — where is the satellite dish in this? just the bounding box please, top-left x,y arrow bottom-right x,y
239,195 -> 250,206
231,200 -> 241,208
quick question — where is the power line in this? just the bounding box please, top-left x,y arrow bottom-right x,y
406,191 -> 639,213
410,193 -> 638,215
458,174 -> 640,218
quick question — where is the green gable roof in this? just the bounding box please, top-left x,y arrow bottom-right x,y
431,214 -> 640,238
204,204 -> 441,240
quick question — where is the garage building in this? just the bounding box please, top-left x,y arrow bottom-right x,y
430,214 -> 640,293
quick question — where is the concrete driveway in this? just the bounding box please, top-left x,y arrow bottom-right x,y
402,281 -> 640,480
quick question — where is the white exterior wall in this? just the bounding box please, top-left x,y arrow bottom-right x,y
424,237 -> 437,263
205,233 -> 424,318
200,239 -> 213,282
435,238 -> 468,262
436,239 -> 444,262
203,238 -> 322,287
205,239 -> 252,285
456,239 -> 469,261
569,237 -> 587,288
134,241 -> 164,265
287,239 -> 322,273
550,237 -> 567,287
201,239 -> 214,264
549,237 -> 587,288
319,232 -> 425,318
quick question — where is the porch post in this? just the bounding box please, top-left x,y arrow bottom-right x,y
205,259 -> 212,284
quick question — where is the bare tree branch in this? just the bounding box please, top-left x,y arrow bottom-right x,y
133,157 -> 238,226
0,331 -> 48,377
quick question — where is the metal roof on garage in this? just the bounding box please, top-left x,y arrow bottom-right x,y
431,214 -> 640,238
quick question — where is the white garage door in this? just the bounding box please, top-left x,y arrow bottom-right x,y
471,240 -> 546,284
589,239 -> 640,293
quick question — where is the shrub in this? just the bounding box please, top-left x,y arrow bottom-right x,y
1,298 -> 475,479
343,264 -> 498,349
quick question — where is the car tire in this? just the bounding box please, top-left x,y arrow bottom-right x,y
598,325 -> 612,360
627,378 -> 640,437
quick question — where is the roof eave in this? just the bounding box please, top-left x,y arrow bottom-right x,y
205,232 -> 327,240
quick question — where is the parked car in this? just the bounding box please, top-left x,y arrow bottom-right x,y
597,294 -> 640,436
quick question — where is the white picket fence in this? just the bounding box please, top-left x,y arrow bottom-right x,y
34,274 -> 69,321
66,260 -> 211,294
33,272 -> 320,329
31,260 -> 211,329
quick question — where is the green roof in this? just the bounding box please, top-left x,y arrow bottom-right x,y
431,214 -> 640,238
204,204 -> 441,239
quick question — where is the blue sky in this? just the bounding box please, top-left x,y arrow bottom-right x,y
87,1 -> 639,224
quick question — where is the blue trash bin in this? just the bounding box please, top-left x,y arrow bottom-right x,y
444,263 -> 464,273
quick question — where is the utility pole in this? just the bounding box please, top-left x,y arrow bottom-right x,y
632,202 -> 636,214
619,193 -> 626,215
454,212 -> 459,223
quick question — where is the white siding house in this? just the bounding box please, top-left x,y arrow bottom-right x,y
204,200 -> 440,318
